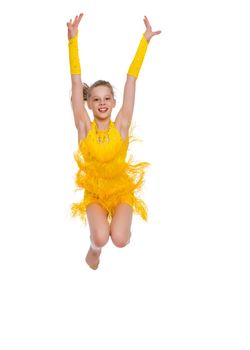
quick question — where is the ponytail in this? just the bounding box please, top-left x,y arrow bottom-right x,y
82,82 -> 89,101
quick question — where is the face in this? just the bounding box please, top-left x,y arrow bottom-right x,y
87,85 -> 116,119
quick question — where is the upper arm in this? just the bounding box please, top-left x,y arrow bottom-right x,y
71,76 -> 91,131
115,75 -> 136,128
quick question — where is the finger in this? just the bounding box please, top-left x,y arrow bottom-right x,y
72,15 -> 79,27
144,21 -> 151,31
153,30 -> 162,35
143,20 -> 150,30
144,15 -> 150,26
77,13 -> 84,25
73,15 -> 78,26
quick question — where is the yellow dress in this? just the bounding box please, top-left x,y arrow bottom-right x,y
71,119 -> 150,225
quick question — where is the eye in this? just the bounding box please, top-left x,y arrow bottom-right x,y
105,97 -> 111,101
93,98 -> 99,102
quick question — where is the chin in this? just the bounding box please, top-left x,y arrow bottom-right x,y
96,114 -> 111,119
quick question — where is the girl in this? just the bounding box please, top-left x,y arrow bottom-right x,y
67,13 -> 161,269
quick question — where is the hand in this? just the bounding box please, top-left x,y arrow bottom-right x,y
143,16 -> 161,43
67,13 -> 84,40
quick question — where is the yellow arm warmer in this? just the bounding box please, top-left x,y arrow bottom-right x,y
68,31 -> 81,75
127,34 -> 148,78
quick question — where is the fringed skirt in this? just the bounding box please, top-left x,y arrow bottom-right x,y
70,160 -> 150,225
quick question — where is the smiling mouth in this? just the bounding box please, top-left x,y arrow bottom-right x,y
98,108 -> 108,113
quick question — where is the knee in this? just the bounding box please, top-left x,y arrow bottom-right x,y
111,231 -> 131,248
91,228 -> 110,248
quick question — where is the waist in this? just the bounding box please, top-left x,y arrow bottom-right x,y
85,160 -> 127,178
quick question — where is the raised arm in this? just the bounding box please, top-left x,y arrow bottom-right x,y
67,13 -> 91,132
115,16 -> 161,129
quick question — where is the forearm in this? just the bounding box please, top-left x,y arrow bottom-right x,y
68,31 -> 81,77
127,34 -> 148,79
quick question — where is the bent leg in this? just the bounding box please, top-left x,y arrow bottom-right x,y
85,203 -> 110,270
110,203 -> 133,248
86,203 -> 110,248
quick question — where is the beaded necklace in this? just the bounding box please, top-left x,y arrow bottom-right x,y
93,119 -> 112,144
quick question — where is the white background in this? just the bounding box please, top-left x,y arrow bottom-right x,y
0,0 -> 249,349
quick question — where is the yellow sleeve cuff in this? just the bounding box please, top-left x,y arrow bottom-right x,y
127,35 -> 148,78
68,31 -> 81,75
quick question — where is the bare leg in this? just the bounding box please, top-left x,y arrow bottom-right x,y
110,203 -> 133,248
85,203 -> 110,269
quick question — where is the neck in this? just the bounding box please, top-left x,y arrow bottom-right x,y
94,117 -> 111,130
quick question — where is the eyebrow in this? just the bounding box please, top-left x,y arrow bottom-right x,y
92,95 -> 111,98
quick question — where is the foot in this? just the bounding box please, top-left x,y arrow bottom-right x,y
85,246 -> 101,270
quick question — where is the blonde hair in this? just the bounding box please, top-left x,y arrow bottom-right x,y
70,80 -> 115,107
84,80 -> 115,100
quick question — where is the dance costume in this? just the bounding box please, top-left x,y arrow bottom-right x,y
69,31 -> 150,225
